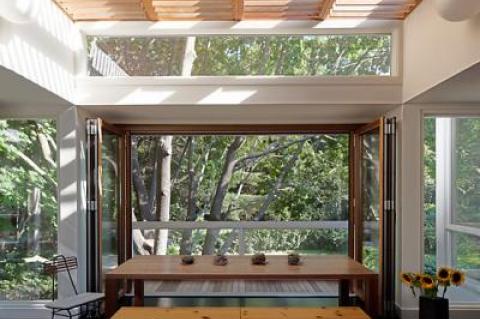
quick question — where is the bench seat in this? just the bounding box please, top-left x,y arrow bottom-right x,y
112,306 -> 370,319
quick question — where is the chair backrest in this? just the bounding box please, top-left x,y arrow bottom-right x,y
44,255 -> 78,275
44,255 -> 79,298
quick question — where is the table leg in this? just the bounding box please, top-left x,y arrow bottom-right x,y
134,279 -> 144,306
105,278 -> 120,319
364,276 -> 379,319
338,279 -> 350,306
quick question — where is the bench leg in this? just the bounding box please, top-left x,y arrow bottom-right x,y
364,276 -> 379,319
105,278 -> 120,319
338,279 -> 350,306
134,279 -> 144,307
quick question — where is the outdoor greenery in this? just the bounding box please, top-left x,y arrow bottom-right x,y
424,118 -> 480,279
130,135 -> 350,257
88,34 -> 391,76
0,120 -> 57,300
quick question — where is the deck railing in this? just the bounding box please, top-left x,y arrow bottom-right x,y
132,220 -> 349,255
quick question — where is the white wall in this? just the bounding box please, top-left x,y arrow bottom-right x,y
403,0 -> 480,102
0,0 -> 82,103
57,106 -> 89,297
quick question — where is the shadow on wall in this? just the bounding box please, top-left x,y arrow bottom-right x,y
0,0 -> 82,102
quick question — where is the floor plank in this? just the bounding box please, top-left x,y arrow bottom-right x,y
144,280 -> 338,297
112,307 -> 240,319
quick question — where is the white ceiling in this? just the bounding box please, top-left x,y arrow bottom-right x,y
0,66 -> 71,118
408,62 -> 480,104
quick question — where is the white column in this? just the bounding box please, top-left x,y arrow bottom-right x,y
436,118 -> 455,267
399,105 -> 424,317
57,106 -> 87,295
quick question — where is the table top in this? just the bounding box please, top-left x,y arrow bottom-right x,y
105,255 -> 377,280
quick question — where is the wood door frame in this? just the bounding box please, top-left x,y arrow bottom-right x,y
120,124 -> 362,262
353,118 -> 384,264
353,118 -> 384,315
86,118 -> 127,292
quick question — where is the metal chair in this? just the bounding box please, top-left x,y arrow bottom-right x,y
43,255 -> 104,319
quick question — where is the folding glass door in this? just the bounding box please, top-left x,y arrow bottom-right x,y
354,118 -> 396,317
86,118 -> 125,292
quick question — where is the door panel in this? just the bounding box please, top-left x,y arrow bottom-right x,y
354,118 -> 384,316
354,117 -> 396,317
86,118 -> 124,292
360,126 -> 382,271
101,130 -> 121,273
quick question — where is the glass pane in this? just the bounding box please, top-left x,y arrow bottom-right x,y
101,132 -> 120,271
445,232 -> 480,303
245,229 -> 348,255
130,134 -> 349,256
423,117 -> 437,273
423,117 -> 480,303
361,129 -> 380,271
88,34 -> 391,77
454,118 -> 480,228
0,120 -> 57,300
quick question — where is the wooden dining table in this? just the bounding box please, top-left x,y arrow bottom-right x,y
104,255 -> 379,318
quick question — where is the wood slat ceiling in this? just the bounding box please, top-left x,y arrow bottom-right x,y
53,0 -> 421,21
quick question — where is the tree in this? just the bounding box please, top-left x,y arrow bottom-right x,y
0,120 -> 57,300
131,134 -> 350,256
89,34 -> 391,76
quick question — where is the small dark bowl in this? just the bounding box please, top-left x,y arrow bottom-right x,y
214,255 -> 228,266
181,255 -> 195,265
251,253 -> 267,265
288,253 -> 301,266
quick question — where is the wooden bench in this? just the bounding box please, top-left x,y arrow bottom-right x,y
112,307 -> 370,319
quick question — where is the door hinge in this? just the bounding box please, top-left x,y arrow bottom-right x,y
384,123 -> 394,135
86,120 -> 98,136
87,200 -> 97,211
384,200 -> 394,211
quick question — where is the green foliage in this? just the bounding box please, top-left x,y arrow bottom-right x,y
88,34 -> 391,76
0,120 -> 57,300
423,117 -> 480,276
132,134 -> 350,255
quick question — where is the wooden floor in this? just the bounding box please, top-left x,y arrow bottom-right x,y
144,280 -> 338,297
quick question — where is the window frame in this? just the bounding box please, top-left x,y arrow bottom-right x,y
119,123 -> 361,260
433,117 -> 480,300
76,21 -> 402,80
0,118 -> 59,304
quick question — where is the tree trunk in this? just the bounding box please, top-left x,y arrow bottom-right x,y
132,213 -> 152,255
255,143 -> 305,221
27,188 -> 41,255
131,137 -> 156,221
154,136 -> 173,255
203,137 -> 244,255
180,140 -> 212,255
180,139 -> 195,255
182,37 -> 197,76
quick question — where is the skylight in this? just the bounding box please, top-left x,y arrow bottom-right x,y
87,34 -> 391,77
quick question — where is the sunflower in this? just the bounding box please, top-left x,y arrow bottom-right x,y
413,273 -> 422,283
420,275 -> 435,289
450,270 -> 465,286
401,272 -> 413,285
437,267 -> 451,284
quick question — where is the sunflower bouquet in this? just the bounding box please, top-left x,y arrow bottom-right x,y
400,267 -> 465,298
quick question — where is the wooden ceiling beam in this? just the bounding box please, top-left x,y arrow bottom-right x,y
54,0 -> 422,21
233,0 -> 244,21
318,0 -> 334,20
142,0 -> 158,20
